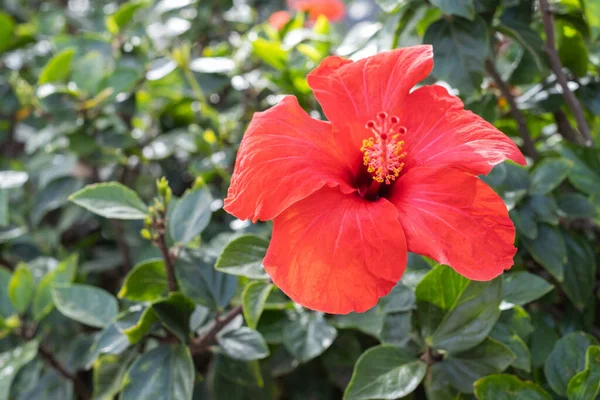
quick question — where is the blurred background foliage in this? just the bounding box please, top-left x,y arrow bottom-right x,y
1,0 -> 600,399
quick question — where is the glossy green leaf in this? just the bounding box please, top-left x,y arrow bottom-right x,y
106,0 -> 150,34
69,182 -> 148,220
441,338 -> 516,393
32,254 -> 78,321
430,278 -> 503,353
474,374 -> 552,399
217,327 -> 270,361
556,193 -> 597,219
430,0 -> 475,19
415,264 -> 470,310
0,341 -> 39,400
169,187 -> 212,245
118,259 -> 168,301
0,267 -> 14,320
522,225 -> 566,282
544,331 -> 598,396
117,307 -> 159,344
561,234 -> 597,311
242,281 -> 273,329
72,51 -> 105,95
530,158 -> 573,195
252,38 -> 288,70
344,345 -> 426,400
567,346 -> 600,400
423,16 -> 489,94
283,312 -> 337,363
93,350 -> 136,400
215,235 -> 270,279
38,48 -> 75,84
8,263 -> 34,313
121,345 -> 194,400
213,353 -> 264,387
502,271 -> 554,306
52,284 -> 118,328
152,292 -> 196,342
380,282 -> 415,313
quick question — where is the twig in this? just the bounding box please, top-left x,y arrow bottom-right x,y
189,305 -> 243,355
112,220 -> 132,274
484,59 -> 539,159
539,0 -> 594,146
155,229 -> 178,292
38,345 -> 91,400
553,110 -> 582,144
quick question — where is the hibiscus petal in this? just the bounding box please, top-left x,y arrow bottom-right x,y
399,85 -> 526,175
388,167 -> 516,281
264,187 -> 407,314
224,96 -> 355,222
289,0 -> 345,21
307,46 -> 433,129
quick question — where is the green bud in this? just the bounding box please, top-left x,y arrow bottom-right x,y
141,229 -> 152,240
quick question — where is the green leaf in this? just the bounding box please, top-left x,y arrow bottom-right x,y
106,0 -> 150,34
121,345 -> 194,400
84,323 -> 130,369
430,278 -> 503,353
561,234 -> 597,311
152,292 -> 196,342
38,48 -> 75,85
0,171 -> 29,189
491,322 -> 532,372
283,312 -> 337,363
332,307 -> 385,338
118,259 -> 168,301
213,353 -> 264,387
0,341 -> 39,400
423,16 -> 489,94
430,0 -> 475,19
0,12 -> 15,53
0,267 -> 15,320
522,225 -> 566,282
380,312 -> 412,347
502,271 -> 554,307
242,281 -> 273,330
69,182 -> 148,220
416,265 -> 470,310
441,338 -> 516,393
558,146 -> 600,195
252,38 -> 288,70
528,195 -> 560,225
52,284 -> 118,328
530,158 -> 573,195
0,190 -> 7,227
343,345 -> 426,400
8,263 -> 34,313
32,254 -> 78,321
544,331 -> 599,396
497,20 -> 546,73
558,26 -> 589,77
474,374 -> 552,399
32,177 -> 82,226
72,51 -> 105,95
567,346 -> 600,400
93,350 -> 136,400
217,327 -> 270,361
215,235 -> 270,279
169,187 -> 212,245
556,193 -> 597,219
380,282 -> 415,313
176,249 -> 237,310
117,307 -> 159,344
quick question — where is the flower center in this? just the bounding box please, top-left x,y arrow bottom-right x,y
361,112 -> 407,185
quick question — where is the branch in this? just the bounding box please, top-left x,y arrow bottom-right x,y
539,0 -> 594,146
553,110 -> 582,144
484,59 -> 539,159
155,229 -> 178,292
38,345 -> 91,400
189,305 -> 243,355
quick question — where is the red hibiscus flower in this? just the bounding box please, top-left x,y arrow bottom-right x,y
224,45 -> 526,314
288,0 -> 345,22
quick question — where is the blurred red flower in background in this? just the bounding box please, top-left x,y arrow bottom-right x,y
224,45 -> 526,314
268,0 -> 345,30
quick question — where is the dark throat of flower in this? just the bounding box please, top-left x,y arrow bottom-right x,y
358,112 -> 407,200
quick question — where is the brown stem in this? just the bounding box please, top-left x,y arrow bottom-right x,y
38,346 -> 90,400
539,0 -> 594,146
189,305 -> 243,355
484,59 -> 538,159
156,230 -> 178,292
112,220 -> 132,274
553,110 -> 582,144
